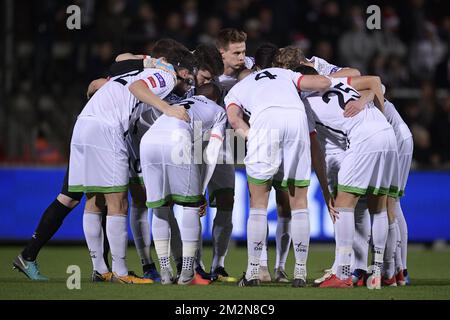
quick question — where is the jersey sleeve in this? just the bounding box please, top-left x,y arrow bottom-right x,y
304,101 -> 317,134
315,56 -> 342,75
138,69 -> 176,99
224,88 -> 243,111
290,70 -> 304,91
211,110 -> 227,140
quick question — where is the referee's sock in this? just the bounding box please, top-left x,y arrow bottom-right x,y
21,199 -> 73,261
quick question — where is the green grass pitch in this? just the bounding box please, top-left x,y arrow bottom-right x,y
1,244 -> 449,300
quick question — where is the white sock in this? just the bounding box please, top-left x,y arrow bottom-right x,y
130,206 -> 153,266
395,200 -> 408,269
246,208 -> 267,280
259,223 -> 269,268
211,209 -> 233,270
168,210 -> 183,267
181,207 -> 200,272
275,217 -> 291,270
371,211 -> 388,271
384,221 -> 397,278
291,209 -> 309,280
335,208 -> 354,280
260,243 -> 268,267
353,203 -> 370,272
83,211 -> 109,274
107,215 -> 128,277
394,222 -> 404,271
331,247 -> 338,275
195,223 -> 205,270
152,207 -> 171,270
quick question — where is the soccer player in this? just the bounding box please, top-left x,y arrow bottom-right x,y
119,39 -> 194,281
68,48 -> 194,284
140,84 -> 227,285
225,64 -> 332,287
296,62 -> 397,289
384,98 -> 413,286
116,41 -> 226,282
13,80 -> 113,281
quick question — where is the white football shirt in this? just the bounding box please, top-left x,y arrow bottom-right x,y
79,68 -> 175,132
304,77 -> 391,147
224,67 -> 305,125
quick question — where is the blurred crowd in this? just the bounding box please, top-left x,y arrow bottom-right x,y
1,0 -> 449,168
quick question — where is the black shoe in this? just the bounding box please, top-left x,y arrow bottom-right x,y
292,278 -> 306,288
237,272 -> 260,287
213,266 -> 237,282
195,266 -> 218,281
213,266 -> 229,277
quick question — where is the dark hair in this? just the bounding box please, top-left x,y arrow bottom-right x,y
194,43 -> 224,77
165,48 -> 198,75
216,28 -> 247,50
151,38 -> 188,58
254,43 -> 279,69
196,83 -> 221,103
294,64 -> 319,75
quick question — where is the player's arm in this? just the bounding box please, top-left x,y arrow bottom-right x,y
86,78 -> 108,99
226,104 -> 249,139
329,67 -> 361,77
202,114 -> 227,194
347,76 -> 384,112
297,75 -> 332,91
310,133 -> 338,222
115,53 -> 146,62
129,80 -> 190,122
343,89 -> 375,117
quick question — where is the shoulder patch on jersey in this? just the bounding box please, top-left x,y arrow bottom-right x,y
148,76 -> 157,88
154,73 -> 166,87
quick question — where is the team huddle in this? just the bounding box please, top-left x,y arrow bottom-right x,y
13,28 -> 412,289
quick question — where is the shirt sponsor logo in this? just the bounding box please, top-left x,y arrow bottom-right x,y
154,72 -> 166,87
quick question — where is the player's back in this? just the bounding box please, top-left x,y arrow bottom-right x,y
225,67 -> 304,124
149,95 -> 226,144
383,99 -> 412,141
80,68 -> 175,132
305,79 -> 391,146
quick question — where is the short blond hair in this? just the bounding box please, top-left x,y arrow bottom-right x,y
273,46 -> 305,70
